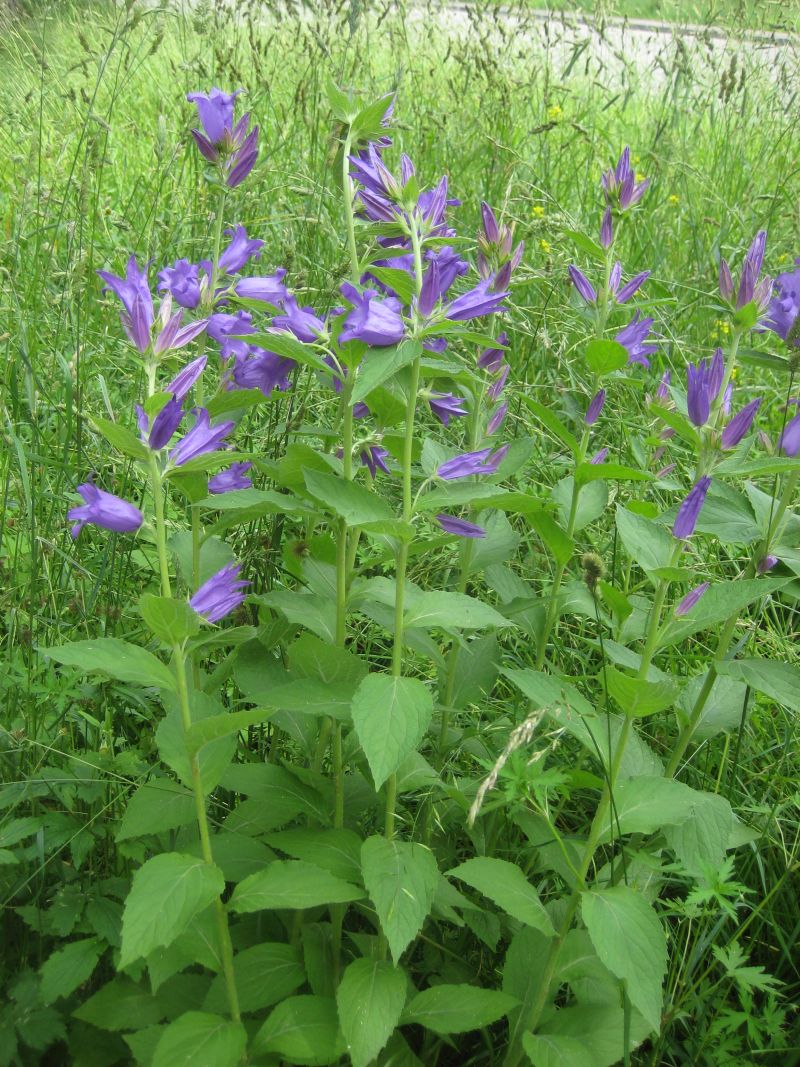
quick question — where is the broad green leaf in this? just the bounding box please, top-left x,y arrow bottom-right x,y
585,339 -> 628,375
564,229 -> 606,261
256,590 -> 336,643
522,1032 -> 595,1067
575,462 -> 652,486
536,1003 -> 651,1067
139,594 -> 200,646
245,329 -> 332,373
664,791 -> 734,876
552,478 -> 607,532
716,656 -> 800,712
657,577 -> 788,648
303,468 -> 395,528
604,668 -> 680,718
185,708 -> 277,754
40,638 -> 176,692
91,416 -> 148,460
325,76 -> 356,121
520,397 -> 579,457
678,671 -> 749,740
651,403 -> 700,445
152,1012 -> 246,1067
361,837 -> 439,964
170,530 -> 235,587
716,456 -> 800,478
337,959 -> 406,1067
287,633 -> 368,686
449,857 -> 555,936
119,853 -> 224,968
351,91 -> 395,141
229,860 -> 365,913
365,269 -> 416,306
351,674 -> 433,790
40,937 -> 102,1005
449,633 -> 501,710
252,995 -> 345,1064
156,692 -> 237,795
693,483 -> 761,544
581,886 -> 666,1032
73,976 -> 163,1031
615,506 -> 673,577
266,828 -> 363,883
401,984 -> 519,1034
352,339 -> 423,403
527,511 -> 574,567
403,591 -> 510,631
116,780 -> 196,842
220,762 -> 328,825
197,486 -> 313,518
468,510 -> 521,573
204,943 -> 305,1014
594,776 -> 699,844
503,925 -> 551,1049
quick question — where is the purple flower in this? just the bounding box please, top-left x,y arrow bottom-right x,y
675,581 -> 710,616
208,462 -> 253,494
600,208 -> 613,249
97,255 -> 154,352
339,283 -> 405,346
360,445 -> 391,477
68,482 -> 143,539
187,89 -> 259,188
136,396 -> 184,450
655,370 -> 671,403
218,225 -> 264,275
487,364 -> 510,402
602,147 -> 649,210
778,411 -> 800,457
187,88 -> 242,148
189,562 -> 249,623
167,355 -> 207,401
673,476 -> 712,540
481,202 -> 500,244
568,265 -> 596,305
428,392 -> 467,426
615,270 -> 650,304
445,279 -> 507,321
169,409 -> 235,466
615,312 -> 657,367
758,554 -> 779,574
207,310 -> 254,360
226,125 -> 259,188
764,262 -> 800,344
478,332 -> 508,372
719,259 -> 734,301
272,295 -> 326,343
436,514 -> 486,538
152,306 -> 208,356
437,445 -> 509,480
487,401 -> 508,435
686,349 -> 724,427
721,398 -> 761,449
590,448 -> 609,465
584,389 -> 606,425
234,270 -> 288,305
232,347 -> 295,396
158,259 -> 203,309
656,463 -> 676,478
719,231 -> 771,315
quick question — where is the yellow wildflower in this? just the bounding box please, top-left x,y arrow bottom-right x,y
532,205 -> 546,218
668,195 -> 679,205
547,104 -> 563,122
539,239 -> 551,254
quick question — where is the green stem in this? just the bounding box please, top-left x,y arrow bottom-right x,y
148,454 -> 171,598
174,647 -> 240,1023
342,129 -> 359,283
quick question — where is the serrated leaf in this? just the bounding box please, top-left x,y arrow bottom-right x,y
585,339 -> 628,375
351,674 -> 433,790
73,976 -> 163,1031
604,668 -> 680,718
252,995 -> 345,1065
152,1012 -> 246,1067
229,860 -> 365,913
716,656 -> 800,712
615,506 -> 673,577
119,853 -> 224,968
403,591 -> 510,631
522,1032 -> 595,1067
40,638 -> 176,692
449,857 -> 555,936
401,984 -> 519,1034
303,468 -> 395,528
664,791 -> 734,876
594,776 -> 700,844
337,959 -> 406,1067
361,837 -> 439,964
657,577 -> 788,648
139,594 -> 200,646
116,779 -> 196,842
40,937 -> 103,1005
204,943 -> 305,1014
352,339 -> 422,403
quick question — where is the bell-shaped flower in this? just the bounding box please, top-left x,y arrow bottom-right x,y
68,482 -> 143,539
360,445 -> 391,477
584,389 -> 606,425
169,408 -> 235,466
675,581 -> 710,616
602,147 -> 649,210
207,310 -> 254,361
445,279 -> 507,321
427,392 -> 467,426
234,269 -> 288,306
721,398 -> 761,449
208,462 -> 253,494
136,396 -> 184,450
764,261 -> 800,344
568,265 -> 596,305
97,255 -> 154,352
778,411 -> 800,457
189,562 -> 249,623
339,283 -> 405,346
436,514 -> 486,538
232,347 -> 295,396
158,259 -> 204,309
686,349 -> 724,426
167,355 -> 207,402
218,225 -> 264,275
672,476 -> 711,539
437,445 -> 509,480
272,295 -> 327,343
616,312 -> 657,367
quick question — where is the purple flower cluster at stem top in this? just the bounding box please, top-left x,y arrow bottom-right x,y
187,88 -> 259,189
602,147 -> 649,211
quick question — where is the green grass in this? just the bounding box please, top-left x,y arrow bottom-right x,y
543,0 -> 800,32
1,0 -> 799,1062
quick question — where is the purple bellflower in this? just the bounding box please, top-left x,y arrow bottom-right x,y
445,279 -> 507,321
478,332 -> 508,372
339,283 -> 405,346
614,270 -> 650,304
600,209 -> 613,249
136,396 -> 184,450
675,581 -> 710,616
487,364 -> 510,402
218,225 -> 264,275
778,411 -> 800,457
568,265 -> 596,305
97,255 -> 154,352
187,89 -> 259,188
208,462 -> 253,493
487,401 -> 508,435
602,147 -> 649,210
590,448 -> 609,465
758,555 -> 779,574
436,514 -> 486,538
169,409 -> 235,466
719,230 -> 772,314
764,260 -> 800,345
686,349 -> 724,426
189,562 -> 250,623
151,300 -> 208,357
360,446 -> 391,478
673,476 -> 712,539
234,269 -> 288,305
477,202 -> 524,287
167,355 -> 207,401
584,389 -> 606,425
655,370 -> 671,403
428,392 -> 467,426
207,310 -> 255,361
616,312 -> 657,367
437,445 -> 509,480
68,482 -> 143,539
272,295 -> 327,343
232,347 -> 295,396
721,398 -> 761,449
158,259 -> 204,309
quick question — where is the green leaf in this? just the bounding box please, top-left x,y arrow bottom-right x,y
519,397 -> 579,457
252,995 -> 345,1065
351,674 -> 433,790
152,1012 -> 247,1067
361,837 -> 439,964
184,708 -> 276,754
564,229 -> 606,262
303,469 -> 396,529
575,462 -> 652,486
594,777 -> 700,844
552,478 -> 607,532
156,692 -> 237,795
716,656 -> 800,712
288,632 -> 368,687
651,403 -> 700,446
585,339 -> 628,376
522,1032 -> 595,1067
197,486 -> 313,518
244,330 -> 332,373
91,416 -> 148,460
229,860 -> 365,913
449,857 -> 555,936
604,668 -> 681,718
657,577 -> 788,648
325,76 -> 356,121
170,531 -> 235,587
352,339 -> 423,403
119,853 -> 224,968
535,1003 -> 651,1066
266,828 -> 362,883
615,506 -> 673,577
401,984 -> 519,1034
581,886 -> 666,1032
204,943 -> 305,1014
116,779 -> 196,842
255,590 -> 336,643
351,91 -> 395,141
403,591 -> 510,631
139,594 -> 200,646
40,638 -> 176,692
337,959 -> 406,1067
40,937 -> 103,1005
73,976 -> 163,1031
525,511 -> 575,568
220,762 -> 328,826
664,792 -> 734,876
